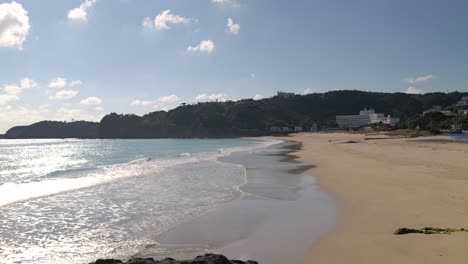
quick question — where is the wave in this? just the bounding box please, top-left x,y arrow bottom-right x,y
217,138 -> 283,156
0,157 -> 193,208
0,138 -> 82,146
0,139 -> 283,208
44,167 -> 101,179
128,156 -> 152,164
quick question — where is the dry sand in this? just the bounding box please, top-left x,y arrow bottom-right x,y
287,133 -> 468,264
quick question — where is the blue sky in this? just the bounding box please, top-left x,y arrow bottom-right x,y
1,0 -> 468,133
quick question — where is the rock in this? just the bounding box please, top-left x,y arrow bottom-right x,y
126,258 -> 159,264
94,260 -> 124,264
191,254 -> 231,264
90,254 -> 258,264
232,261 -> 258,264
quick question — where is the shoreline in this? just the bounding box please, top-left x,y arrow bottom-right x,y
285,133 -> 468,264
132,140 -> 337,264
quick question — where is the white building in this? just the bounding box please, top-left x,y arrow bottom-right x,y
359,108 -> 376,116
270,126 -> 282,133
423,105 -> 442,115
457,96 -> 468,106
294,126 -> 304,132
336,114 -> 370,128
369,113 -> 385,123
336,108 -> 399,128
310,122 -> 318,131
382,115 -> 400,125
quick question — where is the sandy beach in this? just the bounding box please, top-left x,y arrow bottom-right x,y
287,133 -> 468,264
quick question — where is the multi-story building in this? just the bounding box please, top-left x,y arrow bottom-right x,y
336,114 -> 371,128
336,108 -> 399,128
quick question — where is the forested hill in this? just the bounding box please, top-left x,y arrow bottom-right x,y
4,90 -> 467,139
4,121 -> 99,139
99,90 -> 466,138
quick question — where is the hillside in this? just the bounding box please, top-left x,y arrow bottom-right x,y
3,90 -> 467,139
4,121 -> 99,139
99,90 -> 466,138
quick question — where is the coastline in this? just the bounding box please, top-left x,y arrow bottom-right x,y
285,133 -> 468,264
132,140 -> 337,264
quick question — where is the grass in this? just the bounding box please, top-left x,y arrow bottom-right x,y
394,227 -> 468,235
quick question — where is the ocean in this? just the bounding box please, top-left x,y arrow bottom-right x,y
0,138 -> 281,264
446,134 -> 468,140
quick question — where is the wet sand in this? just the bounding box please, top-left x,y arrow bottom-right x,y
134,141 -> 337,263
288,133 -> 468,264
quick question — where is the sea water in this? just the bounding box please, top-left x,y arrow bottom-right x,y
446,134 -> 468,140
0,138 -> 280,264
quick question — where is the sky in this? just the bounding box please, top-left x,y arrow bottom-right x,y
1,0 -> 468,133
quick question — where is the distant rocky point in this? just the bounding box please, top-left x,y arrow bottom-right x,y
90,253 -> 258,264
4,121 -> 99,139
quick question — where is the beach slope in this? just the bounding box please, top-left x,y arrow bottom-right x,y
290,133 -> 468,264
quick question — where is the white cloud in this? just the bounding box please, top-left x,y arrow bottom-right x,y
3,84 -> 21,95
69,80 -> 82,87
303,88 -> 313,95
253,94 -> 263,100
54,89 -> 79,100
405,75 -> 435,84
80,96 -> 102,105
94,106 -> 104,111
405,86 -> 424,94
211,0 -> 239,7
3,77 -> 37,95
152,104 -> 172,111
55,107 -> 100,122
226,18 -> 240,34
0,106 -> 45,133
67,0 -> 97,21
0,94 -> 18,106
47,77 -> 83,89
187,40 -> 215,54
0,1 -> 30,50
0,103 -> 103,133
48,77 -> 67,89
196,93 -> 227,102
142,17 -> 153,29
158,94 -> 181,103
131,99 -> 153,107
142,10 -> 189,30
20,78 -> 37,90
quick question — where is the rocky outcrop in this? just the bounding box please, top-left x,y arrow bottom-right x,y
90,254 -> 258,264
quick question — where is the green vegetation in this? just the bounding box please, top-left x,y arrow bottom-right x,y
5,90 -> 468,138
99,91 -> 468,138
407,112 -> 468,131
394,227 -> 468,235
4,121 -> 98,139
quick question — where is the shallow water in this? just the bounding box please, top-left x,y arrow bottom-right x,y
445,134 -> 468,140
137,142 -> 338,264
0,138 -> 279,264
